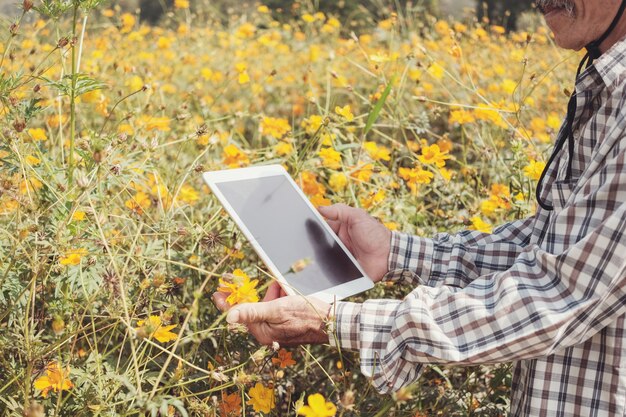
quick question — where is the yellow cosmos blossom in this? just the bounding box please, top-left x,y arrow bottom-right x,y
350,163 -> 374,182
299,171 -> 326,196
143,116 -> 171,132
218,269 -> 259,306
34,362 -> 73,398
25,155 -> 41,165
398,167 -> 434,193
334,105 -> 354,122
72,211 -> 86,221
363,141 -> 391,161
125,191 -> 151,215
19,177 -> 43,195
309,194 -> 331,207
174,0 -> 189,9
260,117 -> 291,139
27,128 -> 47,141
318,147 -> 342,169
120,13 -> 136,34
274,142 -> 294,156
301,115 -> 324,135
360,189 -> 385,209
523,160 -> 546,181
178,184 -> 199,205
449,109 -> 476,125
135,315 -> 178,343
297,393 -> 337,417
469,216 -> 493,234
222,144 -> 250,168
418,144 -> 451,168
59,248 -> 88,266
248,383 -> 275,414
328,172 -> 348,192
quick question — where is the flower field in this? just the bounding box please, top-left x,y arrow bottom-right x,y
0,1 -> 578,416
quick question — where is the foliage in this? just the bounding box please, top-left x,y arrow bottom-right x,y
0,0 -> 576,416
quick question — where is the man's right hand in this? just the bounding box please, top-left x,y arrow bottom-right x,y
318,204 -> 392,283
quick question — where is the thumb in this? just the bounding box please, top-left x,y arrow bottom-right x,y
227,302 -> 276,324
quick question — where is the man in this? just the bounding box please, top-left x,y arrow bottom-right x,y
213,1 -> 626,415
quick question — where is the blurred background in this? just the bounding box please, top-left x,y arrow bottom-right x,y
1,0 -> 539,31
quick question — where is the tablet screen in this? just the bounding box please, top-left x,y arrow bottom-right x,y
216,174 -> 363,295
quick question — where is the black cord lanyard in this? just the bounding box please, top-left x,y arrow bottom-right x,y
535,0 -> 626,211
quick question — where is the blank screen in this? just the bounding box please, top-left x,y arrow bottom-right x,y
216,175 -> 363,295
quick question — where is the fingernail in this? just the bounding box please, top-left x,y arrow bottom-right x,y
226,309 -> 240,324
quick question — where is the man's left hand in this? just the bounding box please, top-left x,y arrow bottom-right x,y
212,282 -> 332,346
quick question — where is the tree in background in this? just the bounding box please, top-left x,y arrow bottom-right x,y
477,0 -> 535,31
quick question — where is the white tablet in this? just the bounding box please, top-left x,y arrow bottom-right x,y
203,165 -> 374,303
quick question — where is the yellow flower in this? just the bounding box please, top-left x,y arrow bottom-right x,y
135,315 -> 178,343
274,142 -> 294,156
301,115 -> 325,135
59,248 -> 88,266
27,128 -> 47,141
328,172 -> 348,192
120,13 -> 136,34
299,171 -> 326,196
25,155 -> 41,165
318,147 -> 342,169
363,141 -> 391,161
222,144 -> 250,168
350,163 -> 374,182
360,189 -> 385,209
144,116 -> 170,132
334,105 -> 354,122
297,393 -> 337,417
469,216 -> 492,234
260,117 -> 291,139
178,184 -> 199,205
218,269 -> 259,306
248,383 -> 275,414
125,191 -> 151,215
34,362 -> 73,398
449,109 -> 476,125
523,160 -> 546,181
72,211 -> 86,221
238,71 -> 250,85
417,144 -> 450,168
174,0 -> 189,9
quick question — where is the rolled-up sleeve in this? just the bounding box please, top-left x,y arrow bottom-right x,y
384,217 -> 536,288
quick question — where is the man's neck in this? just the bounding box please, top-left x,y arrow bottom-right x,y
600,10 -> 626,53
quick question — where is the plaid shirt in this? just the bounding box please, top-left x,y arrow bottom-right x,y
330,37 -> 626,416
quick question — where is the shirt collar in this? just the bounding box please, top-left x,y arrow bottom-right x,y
593,34 -> 626,88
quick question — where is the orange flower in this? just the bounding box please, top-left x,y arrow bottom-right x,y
34,362 -> 73,398
272,348 -> 296,368
219,392 -> 242,417
222,144 -> 250,168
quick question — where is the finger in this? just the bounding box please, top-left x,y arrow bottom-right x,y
318,203 -> 363,224
227,300 -> 280,324
325,219 -> 341,234
263,281 -> 284,302
212,292 -> 231,312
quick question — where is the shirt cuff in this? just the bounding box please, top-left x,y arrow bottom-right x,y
328,301 -> 362,351
382,231 -> 434,285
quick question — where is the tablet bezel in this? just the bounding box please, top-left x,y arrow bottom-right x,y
203,164 -> 374,303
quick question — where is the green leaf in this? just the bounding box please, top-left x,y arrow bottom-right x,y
363,75 -> 395,136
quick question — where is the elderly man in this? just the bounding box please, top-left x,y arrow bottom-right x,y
213,1 -> 626,415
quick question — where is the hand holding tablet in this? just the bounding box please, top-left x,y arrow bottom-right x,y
203,165 -> 377,303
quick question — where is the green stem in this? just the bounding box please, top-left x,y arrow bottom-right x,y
68,2 -> 79,187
